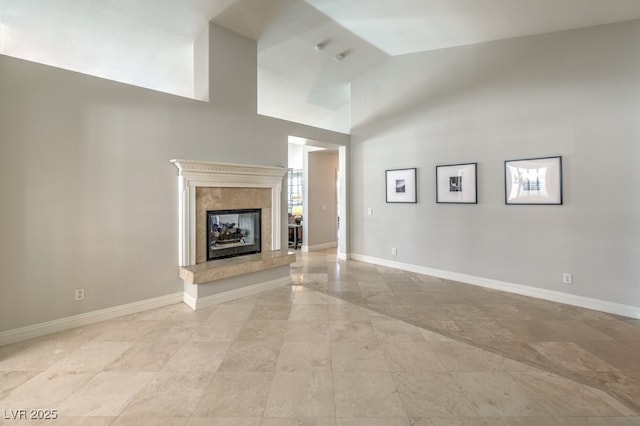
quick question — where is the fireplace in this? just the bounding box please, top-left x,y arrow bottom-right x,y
170,159 -> 286,267
171,160 -> 294,310
207,208 -> 261,261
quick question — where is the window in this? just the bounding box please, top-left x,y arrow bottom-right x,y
287,169 -> 303,213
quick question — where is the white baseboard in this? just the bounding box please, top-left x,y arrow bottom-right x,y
185,276 -> 292,310
351,254 -> 640,319
0,292 -> 183,347
337,252 -> 350,261
302,242 -> 337,253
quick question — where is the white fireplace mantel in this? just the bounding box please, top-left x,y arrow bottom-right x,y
170,159 -> 288,267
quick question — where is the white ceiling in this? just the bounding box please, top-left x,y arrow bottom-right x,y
2,0 -> 640,133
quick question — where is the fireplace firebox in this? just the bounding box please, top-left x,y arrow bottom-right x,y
206,208 -> 261,261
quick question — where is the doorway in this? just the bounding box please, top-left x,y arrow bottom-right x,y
288,136 -> 348,258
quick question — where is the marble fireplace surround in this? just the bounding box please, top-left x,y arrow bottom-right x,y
171,159 -> 295,309
195,188 -> 272,264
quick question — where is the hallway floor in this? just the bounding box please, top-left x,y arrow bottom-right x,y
1,249 -> 639,425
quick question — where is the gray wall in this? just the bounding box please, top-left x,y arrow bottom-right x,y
306,150 -> 339,249
0,23 -> 349,332
350,20 -> 640,307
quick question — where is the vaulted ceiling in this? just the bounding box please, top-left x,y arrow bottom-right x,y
2,0 -> 640,133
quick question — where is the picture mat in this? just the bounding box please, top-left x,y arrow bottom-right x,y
505,156 -> 562,204
436,163 -> 477,203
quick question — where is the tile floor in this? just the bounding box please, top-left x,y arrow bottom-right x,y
1,249 -> 639,425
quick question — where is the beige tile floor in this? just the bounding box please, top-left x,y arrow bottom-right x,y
1,249 -> 640,425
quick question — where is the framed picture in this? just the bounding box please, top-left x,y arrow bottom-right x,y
436,163 -> 477,204
505,156 -> 562,205
386,168 -> 417,203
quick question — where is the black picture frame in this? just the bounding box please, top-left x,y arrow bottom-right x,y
435,162 -> 478,204
385,168 -> 417,203
504,156 -> 563,205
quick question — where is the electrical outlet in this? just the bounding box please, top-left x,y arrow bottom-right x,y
562,273 -> 572,284
367,208 -> 373,216
74,288 -> 85,301
391,247 -> 397,256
